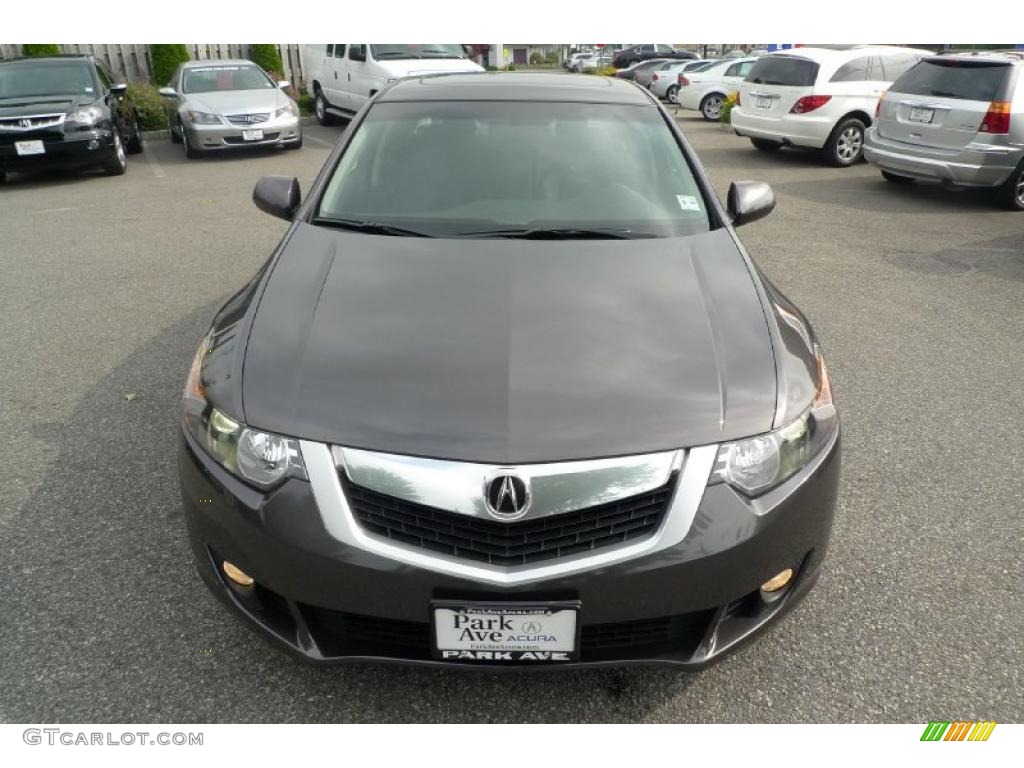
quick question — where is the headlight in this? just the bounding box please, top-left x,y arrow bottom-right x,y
710,346 -> 837,496
183,333 -> 306,488
185,110 -> 222,125
65,106 -> 103,125
273,102 -> 298,119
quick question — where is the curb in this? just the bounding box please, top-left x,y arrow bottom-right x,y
140,116 -> 316,141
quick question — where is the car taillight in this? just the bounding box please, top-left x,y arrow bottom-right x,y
875,90 -> 886,117
980,101 -> 1011,134
678,75 -> 689,86
790,95 -> 832,114
652,73 -> 659,81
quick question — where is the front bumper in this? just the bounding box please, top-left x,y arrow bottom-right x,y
863,127 -> 1021,187
0,127 -> 116,172
731,107 -> 832,149
182,115 -> 301,152
179,428 -> 840,669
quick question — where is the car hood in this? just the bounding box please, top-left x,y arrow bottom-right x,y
0,93 -> 94,117
241,224 -> 777,463
182,89 -> 286,115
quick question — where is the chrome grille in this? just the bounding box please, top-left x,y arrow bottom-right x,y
0,114 -> 65,132
225,112 -> 270,126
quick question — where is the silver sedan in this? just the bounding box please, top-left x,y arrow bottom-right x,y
160,59 -> 302,158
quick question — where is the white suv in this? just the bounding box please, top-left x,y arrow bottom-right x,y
731,46 -> 930,166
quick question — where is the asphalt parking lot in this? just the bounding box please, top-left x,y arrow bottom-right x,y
1,113 -> 1021,723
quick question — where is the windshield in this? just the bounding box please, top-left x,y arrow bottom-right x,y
746,56 -> 819,86
892,60 -> 1010,101
0,62 -> 97,99
370,44 -> 467,60
317,101 -> 712,239
183,65 -> 275,94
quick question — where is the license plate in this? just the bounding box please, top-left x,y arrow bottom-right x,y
908,107 -> 934,124
756,95 -> 773,109
241,129 -> 264,142
15,140 -> 45,156
432,601 -> 581,662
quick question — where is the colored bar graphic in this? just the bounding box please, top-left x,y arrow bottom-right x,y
921,721 -> 996,742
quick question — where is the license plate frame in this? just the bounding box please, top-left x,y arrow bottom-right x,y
241,128 -> 264,142
908,106 -> 934,124
431,600 -> 582,663
755,95 -> 773,109
15,139 -> 45,156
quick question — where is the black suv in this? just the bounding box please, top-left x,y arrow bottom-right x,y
0,55 -> 143,183
613,45 -> 697,69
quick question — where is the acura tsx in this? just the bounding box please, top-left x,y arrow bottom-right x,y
178,73 -> 840,668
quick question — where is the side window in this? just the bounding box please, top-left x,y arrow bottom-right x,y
882,53 -> 920,81
830,56 -> 872,82
640,45 -> 655,53
95,63 -> 112,89
326,44 -> 333,56
738,61 -> 754,77
725,63 -> 740,77
334,45 -> 346,58
349,45 -> 366,62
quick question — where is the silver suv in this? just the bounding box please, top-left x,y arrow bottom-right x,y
864,51 -> 1024,210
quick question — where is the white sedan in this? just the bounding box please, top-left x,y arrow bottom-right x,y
649,59 -> 717,102
676,57 -> 757,120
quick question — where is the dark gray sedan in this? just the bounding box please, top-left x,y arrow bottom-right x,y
178,73 -> 840,668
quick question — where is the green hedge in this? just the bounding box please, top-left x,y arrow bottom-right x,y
21,44 -> 61,57
150,44 -> 190,86
248,44 -> 283,77
127,82 -> 168,131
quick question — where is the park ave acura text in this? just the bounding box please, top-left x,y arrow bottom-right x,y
178,73 -> 841,668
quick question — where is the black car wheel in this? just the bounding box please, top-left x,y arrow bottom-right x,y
181,121 -> 200,159
993,161 -> 1024,211
751,138 -> 783,152
169,116 -> 182,144
101,129 -> 127,176
700,93 -> 726,121
126,113 -> 144,154
315,89 -> 335,126
823,117 -> 866,167
666,84 -> 679,103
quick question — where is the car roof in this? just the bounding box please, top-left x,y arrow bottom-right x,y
928,50 -> 1024,65
378,73 -> 654,105
181,59 -> 258,69
760,45 -> 931,64
1,54 -> 94,66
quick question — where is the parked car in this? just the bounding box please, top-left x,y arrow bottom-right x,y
564,51 -> 596,70
160,60 -> 301,158
614,60 -> 652,81
179,72 -> 840,669
613,44 -> 697,68
649,59 -> 717,101
632,59 -> 673,88
677,57 -> 758,120
864,51 -> 1024,210
575,53 -> 613,72
731,46 -> 929,166
302,44 -> 484,124
0,54 -> 142,183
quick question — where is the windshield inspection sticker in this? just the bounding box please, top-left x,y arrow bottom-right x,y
677,194 -> 702,212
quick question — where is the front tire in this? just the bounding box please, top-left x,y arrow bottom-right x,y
126,113 -> 144,154
101,129 -> 127,176
181,121 -> 200,159
751,138 -> 783,152
823,117 -> 866,167
994,161 -> 1024,211
881,170 -> 914,184
315,89 -> 335,126
700,93 -> 726,121
169,116 -> 182,144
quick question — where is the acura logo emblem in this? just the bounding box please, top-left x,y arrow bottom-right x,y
19,118 -> 31,128
484,472 -> 530,519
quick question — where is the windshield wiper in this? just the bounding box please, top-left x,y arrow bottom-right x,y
455,227 -> 646,240
311,217 -> 435,238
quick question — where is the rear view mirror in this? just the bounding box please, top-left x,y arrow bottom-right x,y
110,83 -> 128,95
727,181 -> 775,227
158,87 -> 178,97
277,80 -> 291,90
253,176 -> 301,221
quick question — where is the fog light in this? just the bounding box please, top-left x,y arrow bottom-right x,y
761,568 -> 794,593
222,561 -> 254,587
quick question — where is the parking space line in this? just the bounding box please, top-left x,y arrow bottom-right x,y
304,133 -> 335,149
145,146 -> 167,178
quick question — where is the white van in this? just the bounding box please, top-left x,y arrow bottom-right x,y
302,44 -> 485,124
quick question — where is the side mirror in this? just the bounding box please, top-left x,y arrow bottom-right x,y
253,176 -> 301,221
110,83 -> 128,95
158,87 -> 178,97
277,80 -> 291,90
727,181 -> 775,227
